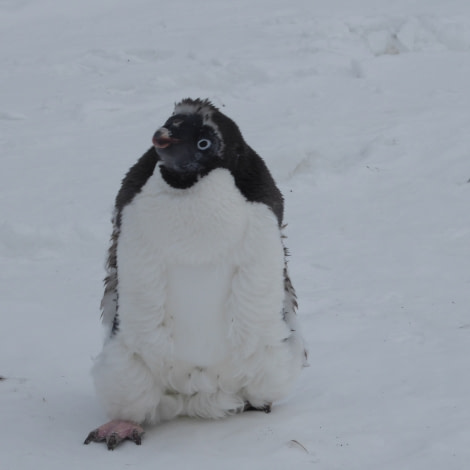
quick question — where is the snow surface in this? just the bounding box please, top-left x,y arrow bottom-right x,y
1,1 -> 469,468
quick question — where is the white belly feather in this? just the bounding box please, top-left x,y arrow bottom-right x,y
168,263 -> 233,366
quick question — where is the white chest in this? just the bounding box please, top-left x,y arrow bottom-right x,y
122,167 -> 249,264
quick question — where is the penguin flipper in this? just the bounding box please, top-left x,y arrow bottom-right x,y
100,147 -> 159,333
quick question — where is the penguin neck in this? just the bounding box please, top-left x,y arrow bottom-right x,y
159,165 -> 200,189
159,164 -> 222,190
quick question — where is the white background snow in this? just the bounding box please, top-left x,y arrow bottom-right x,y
1,0 -> 469,468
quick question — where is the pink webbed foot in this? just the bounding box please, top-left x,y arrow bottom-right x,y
84,420 -> 145,450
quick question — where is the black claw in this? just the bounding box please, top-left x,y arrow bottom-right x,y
84,430 -> 99,445
243,401 -> 256,412
243,402 -> 272,413
131,429 -> 143,445
106,433 -> 121,451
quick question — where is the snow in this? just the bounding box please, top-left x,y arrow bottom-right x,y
1,0 -> 469,468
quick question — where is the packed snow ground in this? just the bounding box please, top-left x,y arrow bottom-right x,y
1,1 -> 469,469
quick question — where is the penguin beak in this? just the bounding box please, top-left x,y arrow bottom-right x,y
152,127 -> 181,149
153,127 -> 200,173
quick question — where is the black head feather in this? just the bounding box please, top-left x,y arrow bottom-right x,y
154,98 -> 284,224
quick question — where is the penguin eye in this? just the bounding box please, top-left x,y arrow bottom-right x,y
197,138 -> 212,151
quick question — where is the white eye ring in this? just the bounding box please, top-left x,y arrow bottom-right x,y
197,138 -> 212,151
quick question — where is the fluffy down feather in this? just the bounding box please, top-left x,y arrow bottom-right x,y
92,167 -> 305,423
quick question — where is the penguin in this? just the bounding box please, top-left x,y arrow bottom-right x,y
85,98 -> 307,450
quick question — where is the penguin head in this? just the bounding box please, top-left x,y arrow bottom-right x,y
153,98 -> 245,188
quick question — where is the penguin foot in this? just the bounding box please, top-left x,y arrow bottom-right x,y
243,402 -> 272,413
84,420 -> 145,450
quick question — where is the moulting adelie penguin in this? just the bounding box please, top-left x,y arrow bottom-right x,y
85,98 -> 308,450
